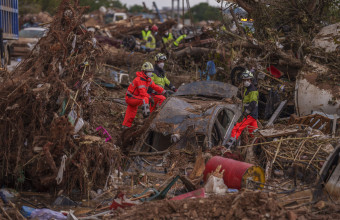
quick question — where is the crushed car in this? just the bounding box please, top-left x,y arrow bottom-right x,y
134,81 -> 242,152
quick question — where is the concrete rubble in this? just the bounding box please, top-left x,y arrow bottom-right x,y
0,0 -> 339,219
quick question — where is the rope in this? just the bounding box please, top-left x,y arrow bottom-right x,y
56,155 -> 67,185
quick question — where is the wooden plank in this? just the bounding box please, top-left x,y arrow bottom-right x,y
332,115 -> 338,138
259,128 -> 299,138
289,114 -> 333,134
299,116 -> 310,124
288,114 -> 298,124
324,122 -> 332,133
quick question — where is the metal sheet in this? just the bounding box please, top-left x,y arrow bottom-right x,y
0,0 -> 19,40
295,58 -> 340,116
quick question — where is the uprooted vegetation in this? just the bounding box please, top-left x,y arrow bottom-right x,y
0,0 -> 123,193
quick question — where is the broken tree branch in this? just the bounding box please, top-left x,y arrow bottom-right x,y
129,150 -> 169,156
173,47 -> 219,58
235,0 -> 253,14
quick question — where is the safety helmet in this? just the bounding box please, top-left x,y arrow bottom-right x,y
151,25 -> 158,32
141,62 -> 154,72
241,70 -> 254,80
154,53 -> 167,62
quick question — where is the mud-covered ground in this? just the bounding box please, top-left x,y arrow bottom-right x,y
109,191 -> 340,220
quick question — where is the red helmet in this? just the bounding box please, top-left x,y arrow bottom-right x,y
151,25 -> 158,32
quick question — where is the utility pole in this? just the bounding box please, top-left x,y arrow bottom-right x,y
171,0 -> 174,19
171,0 -> 181,22
142,2 -> 147,12
177,0 -> 180,23
182,0 -> 185,25
0,29 -> 4,69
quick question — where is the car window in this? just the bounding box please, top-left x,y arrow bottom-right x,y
19,29 -> 45,38
217,109 -> 234,129
104,14 -> 114,24
115,15 -> 125,21
211,109 -> 235,147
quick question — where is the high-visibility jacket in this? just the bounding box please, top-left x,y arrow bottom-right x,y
126,71 -> 165,99
162,33 -> 174,44
150,64 -> 173,89
173,34 -> 187,46
145,33 -> 156,50
243,84 -> 259,119
142,30 -> 151,40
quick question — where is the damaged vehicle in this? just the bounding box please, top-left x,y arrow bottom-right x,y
136,81 -> 242,152
10,27 -> 47,57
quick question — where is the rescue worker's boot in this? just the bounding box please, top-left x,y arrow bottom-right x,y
121,125 -> 129,129
142,101 -> 150,118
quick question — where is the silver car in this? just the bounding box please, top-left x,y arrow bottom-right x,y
134,81 -> 242,152
11,27 -> 47,57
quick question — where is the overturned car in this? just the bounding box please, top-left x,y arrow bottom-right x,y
135,81 -> 242,152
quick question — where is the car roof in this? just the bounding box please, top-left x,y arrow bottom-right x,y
175,81 -> 238,99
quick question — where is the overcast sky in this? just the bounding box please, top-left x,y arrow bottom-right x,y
120,0 -> 222,9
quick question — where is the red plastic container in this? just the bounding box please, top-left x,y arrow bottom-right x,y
267,65 -> 282,78
203,156 -> 265,189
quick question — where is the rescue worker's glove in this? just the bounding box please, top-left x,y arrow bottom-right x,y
171,86 -> 177,92
242,109 -> 250,119
163,90 -> 169,98
142,103 -> 150,118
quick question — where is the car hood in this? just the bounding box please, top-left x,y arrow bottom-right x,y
150,81 -> 239,135
150,97 -> 218,135
175,81 -> 238,99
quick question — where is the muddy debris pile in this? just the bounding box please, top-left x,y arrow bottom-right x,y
0,0 -> 123,193
111,191 -> 288,220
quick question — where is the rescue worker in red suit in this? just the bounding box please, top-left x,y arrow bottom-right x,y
226,70 -> 258,148
122,62 -> 166,128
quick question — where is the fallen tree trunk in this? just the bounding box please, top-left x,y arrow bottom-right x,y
173,47 -> 219,58
108,19 -> 177,39
276,49 -> 303,68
